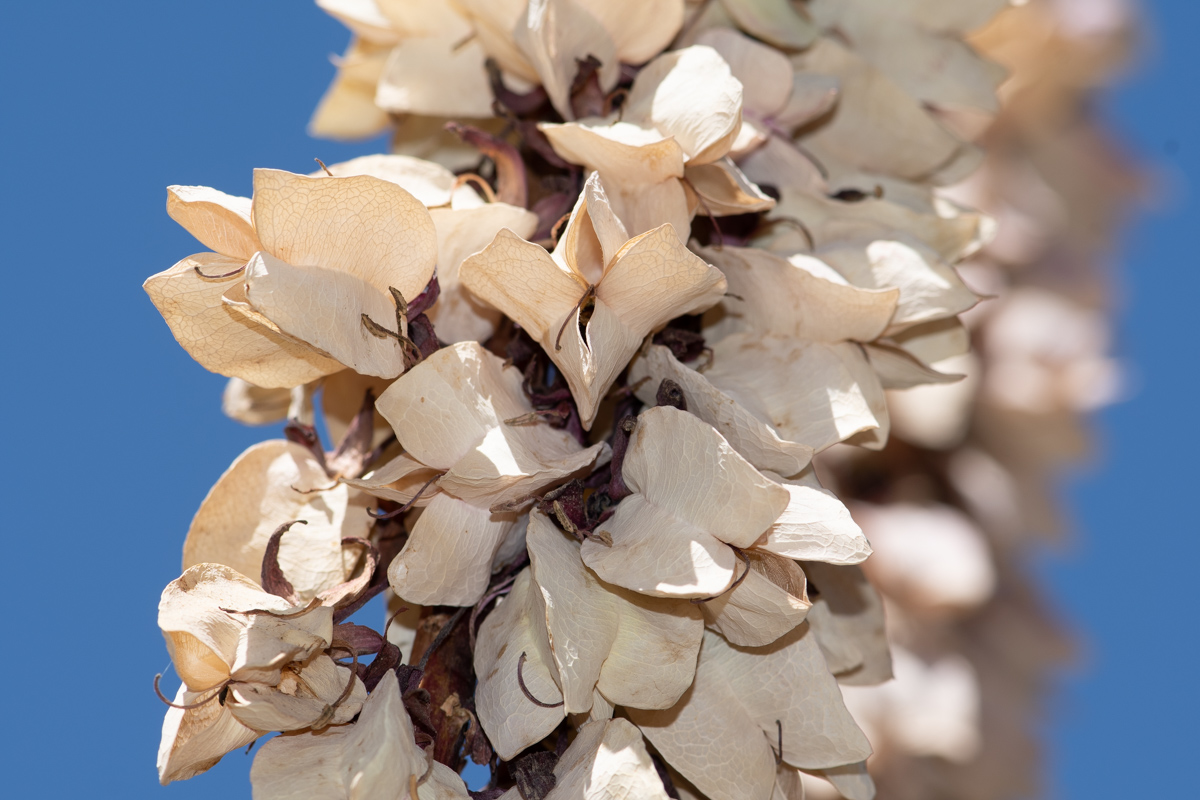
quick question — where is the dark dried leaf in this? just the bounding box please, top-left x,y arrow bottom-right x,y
330,622 -> 384,655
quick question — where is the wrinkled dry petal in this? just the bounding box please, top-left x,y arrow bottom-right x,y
158,682 -> 261,785
629,345 -> 813,477
250,670 -> 470,799
159,563 -> 333,690
144,254 -> 344,388
801,561 -> 892,686
247,169 -> 438,378
700,550 -> 811,647
527,511 -> 703,711
474,568 -> 564,759
228,654 -> 366,731
376,342 -> 607,504
387,493 -> 518,606
630,627 -> 871,800
545,718 -> 671,800
584,406 -> 790,597
182,440 -> 371,602
166,185 -> 262,261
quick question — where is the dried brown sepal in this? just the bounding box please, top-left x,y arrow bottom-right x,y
569,55 -> 607,119
330,622 -> 384,656
260,520 -> 307,603
408,274 -> 441,318
282,419 -> 327,473
487,57 -> 550,116
320,536 -> 378,615
324,388 -> 377,481
606,415 -> 638,502
446,122 -> 528,208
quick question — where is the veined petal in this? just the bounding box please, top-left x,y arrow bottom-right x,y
158,563 -> 333,690
528,512 -> 702,711
459,227 -> 588,343
631,627 -> 870,800
227,655 -> 365,731
684,159 -> 775,217
474,569 -> 564,759
158,683 -> 261,785
546,719 -> 672,800
250,670 -> 470,798
595,225 -> 727,335
801,561 -> 892,685
628,345 -> 813,477
376,35 -> 496,117
144,254 -> 342,389
318,152 -> 475,208
702,334 -> 887,452
242,251 -> 408,379
757,470 -> 871,565
702,245 -> 899,342
584,493 -> 739,598
182,440 -> 371,601
623,406 -> 790,544
700,551 -> 811,647
817,236 -> 979,332
376,342 -> 605,500
428,203 -> 539,343
251,169 -> 437,303
540,120 -> 687,185
167,186 -> 262,261
387,492 -> 517,606
623,45 -> 743,164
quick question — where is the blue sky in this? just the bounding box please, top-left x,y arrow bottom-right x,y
0,1 -> 1192,796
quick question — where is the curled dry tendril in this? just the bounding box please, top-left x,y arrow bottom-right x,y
153,673 -> 231,711
368,473 -> 442,520
555,285 -> 596,351
192,263 -> 246,280
517,651 -> 564,709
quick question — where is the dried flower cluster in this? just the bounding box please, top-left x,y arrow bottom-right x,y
143,1 -> 1131,798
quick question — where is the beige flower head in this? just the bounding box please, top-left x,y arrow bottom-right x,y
144,168 -> 438,387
